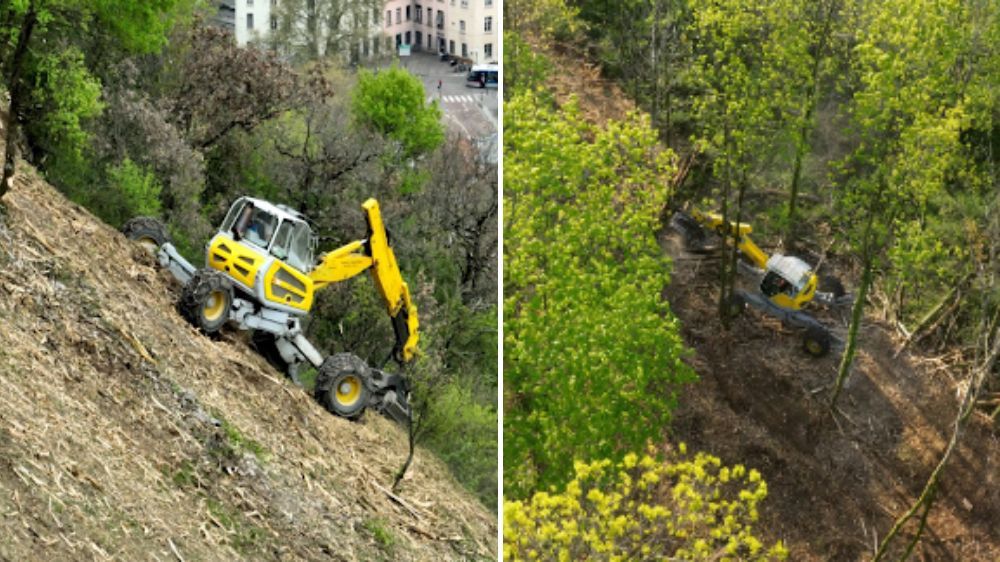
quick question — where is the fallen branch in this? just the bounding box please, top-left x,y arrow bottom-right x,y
168,537 -> 184,562
872,331 -> 999,561
370,479 -> 422,521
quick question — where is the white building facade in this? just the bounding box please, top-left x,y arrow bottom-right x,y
226,0 -> 495,64
381,0 -> 496,63
233,0 -> 274,47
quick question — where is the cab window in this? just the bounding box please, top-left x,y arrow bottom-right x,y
235,205 -> 279,249
271,220 -> 314,272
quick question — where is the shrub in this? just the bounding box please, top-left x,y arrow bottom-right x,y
504,445 -> 789,561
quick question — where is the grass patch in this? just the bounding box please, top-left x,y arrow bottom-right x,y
205,497 -> 269,554
362,517 -> 397,551
172,460 -> 196,487
213,412 -> 269,463
298,366 -> 318,392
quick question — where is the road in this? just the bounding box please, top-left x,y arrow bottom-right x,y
399,51 -> 498,140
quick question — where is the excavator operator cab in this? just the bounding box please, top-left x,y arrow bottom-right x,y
760,254 -> 817,311
221,197 -> 317,274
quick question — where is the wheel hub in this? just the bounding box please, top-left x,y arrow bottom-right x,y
203,290 -> 227,321
336,376 -> 362,406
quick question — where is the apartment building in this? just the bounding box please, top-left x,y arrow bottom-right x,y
381,0 -> 496,62
220,0 -> 495,64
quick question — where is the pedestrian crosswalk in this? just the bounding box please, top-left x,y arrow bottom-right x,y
427,94 -> 486,105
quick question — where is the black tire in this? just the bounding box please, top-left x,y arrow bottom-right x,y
122,217 -> 170,255
819,275 -> 846,298
725,292 -> 746,320
179,269 -> 233,334
802,326 -> 831,358
314,353 -> 371,420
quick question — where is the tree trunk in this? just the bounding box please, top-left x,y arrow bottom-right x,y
393,414 -> 416,491
787,121 -> 807,236
717,122 -> 734,328
786,0 -> 837,243
1,0 -> 38,200
829,214 -> 875,408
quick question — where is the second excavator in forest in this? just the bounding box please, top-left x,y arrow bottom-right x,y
122,196 -> 418,423
671,209 -> 852,357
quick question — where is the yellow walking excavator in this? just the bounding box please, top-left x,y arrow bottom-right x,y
671,209 -> 852,357
122,196 -> 418,423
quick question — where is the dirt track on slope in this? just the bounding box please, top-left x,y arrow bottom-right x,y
0,165 -> 496,561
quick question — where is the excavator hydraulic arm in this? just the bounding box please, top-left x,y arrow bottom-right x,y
308,199 -> 420,363
689,210 -> 770,269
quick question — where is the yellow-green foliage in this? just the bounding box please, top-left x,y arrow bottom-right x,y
504,445 -> 788,562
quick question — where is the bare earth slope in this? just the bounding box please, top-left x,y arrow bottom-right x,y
0,167 -> 496,561
663,237 -> 1000,561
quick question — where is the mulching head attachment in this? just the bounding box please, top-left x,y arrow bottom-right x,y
670,211 -> 712,252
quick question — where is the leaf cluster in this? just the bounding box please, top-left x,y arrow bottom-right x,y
504,90 -> 695,498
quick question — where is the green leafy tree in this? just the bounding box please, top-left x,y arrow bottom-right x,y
829,0 -> 979,407
504,445 -> 788,561
504,91 -> 695,498
351,65 -> 443,158
686,0 -> 809,325
0,0 -> 193,199
107,157 -> 162,219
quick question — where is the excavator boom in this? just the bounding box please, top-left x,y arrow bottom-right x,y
308,199 -> 419,363
689,210 -> 770,269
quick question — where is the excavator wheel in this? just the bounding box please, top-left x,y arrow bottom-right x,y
819,275 -> 846,299
179,269 -> 233,334
314,353 -> 371,420
802,326 -> 832,358
122,217 -> 170,255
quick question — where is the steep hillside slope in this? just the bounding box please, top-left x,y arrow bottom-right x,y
662,235 -> 1000,561
0,166 -> 496,560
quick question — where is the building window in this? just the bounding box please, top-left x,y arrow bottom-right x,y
247,13 -> 254,29
484,43 -> 492,59
416,30 -> 422,47
247,0 -> 253,6
385,10 -> 391,26
436,10 -> 444,29
373,8 -> 379,25
484,16 -> 492,32
405,5 -> 411,20
270,15 -> 277,29
461,43 -> 467,57
374,37 -> 380,54
396,33 -> 402,46
459,20 -> 465,33
449,39 -> 454,54
396,8 -> 401,24
485,0 -> 492,5
405,31 -> 411,45
426,7 -> 432,26
461,0 -> 468,6
415,4 -> 422,23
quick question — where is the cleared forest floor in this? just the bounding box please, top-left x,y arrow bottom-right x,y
662,233 -> 1000,561
0,163 -> 496,560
